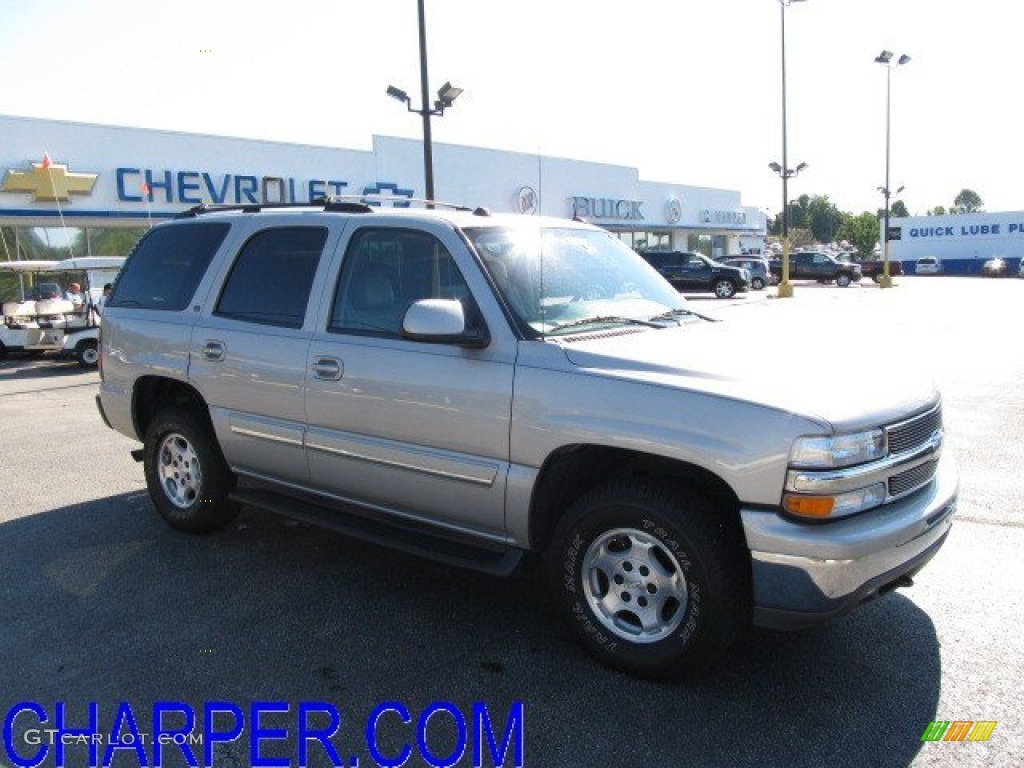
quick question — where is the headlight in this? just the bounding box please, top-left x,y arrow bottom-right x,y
790,429 -> 885,469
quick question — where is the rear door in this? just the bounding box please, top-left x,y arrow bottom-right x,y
189,221 -> 342,484
790,252 -> 811,278
678,252 -> 712,290
645,252 -> 684,289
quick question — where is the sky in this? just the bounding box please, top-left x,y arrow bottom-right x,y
0,0 -> 1020,219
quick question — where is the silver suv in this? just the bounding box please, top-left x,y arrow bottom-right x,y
96,200 -> 957,679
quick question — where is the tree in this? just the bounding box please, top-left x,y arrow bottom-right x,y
807,195 -> 846,244
837,212 -> 880,258
952,189 -> 983,213
890,200 -> 909,218
927,206 -> 947,216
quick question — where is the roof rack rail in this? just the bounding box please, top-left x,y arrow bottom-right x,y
175,200 -> 374,219
172,195 -> 485,219
322,194 -> 475,212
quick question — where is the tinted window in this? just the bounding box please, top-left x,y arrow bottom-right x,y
215,227 -> 327,328
330,228 -> 473,337
109,222 -> 229,310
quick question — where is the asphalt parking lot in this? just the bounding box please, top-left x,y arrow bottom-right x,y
1,276 -> 1021,768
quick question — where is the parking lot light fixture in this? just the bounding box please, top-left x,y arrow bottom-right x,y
876,49 -> 910,288
385,0 -> 463,205
774,0 -> 808,298
769,160 -> 808,295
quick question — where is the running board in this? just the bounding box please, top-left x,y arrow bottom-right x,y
229,487 -> 524,577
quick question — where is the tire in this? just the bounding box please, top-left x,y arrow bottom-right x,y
836,273 -> 852,288
547,478 -> 749,679
712,279 -> 737,299
0,341 -> 6,360
75,339 -> 99,368
751,277 -> 765,290
143,406 -> 240,533
872,274 -> 882,284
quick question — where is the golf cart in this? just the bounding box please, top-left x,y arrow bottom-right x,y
0,260 -> 59,359
0,256 -> 124,367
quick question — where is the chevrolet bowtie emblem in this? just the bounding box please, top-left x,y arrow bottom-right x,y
1,159 -> 98,202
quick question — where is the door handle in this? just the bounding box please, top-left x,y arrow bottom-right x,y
311,357 -> 343,381
201,340 -> 225,361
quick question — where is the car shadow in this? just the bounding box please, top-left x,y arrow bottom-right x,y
0,354 -> 91,380
0,494 -> 941,767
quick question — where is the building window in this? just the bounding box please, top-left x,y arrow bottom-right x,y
88,227 -> 147,256
0,225 -> 148,262
615,230 -> 670,252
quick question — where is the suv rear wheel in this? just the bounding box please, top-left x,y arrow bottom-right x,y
547,478 -> 748,679
143,407 -> 240,533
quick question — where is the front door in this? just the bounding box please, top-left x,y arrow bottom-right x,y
304,225 -> 515,539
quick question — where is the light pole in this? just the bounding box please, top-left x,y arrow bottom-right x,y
875,50 -> 910,288
773,0 -> 807,298
386,0 -> 463,204
769,160 -> 808,289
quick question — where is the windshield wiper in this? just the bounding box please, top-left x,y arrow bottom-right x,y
649,307 -> 720,323
548,315 -> 664,333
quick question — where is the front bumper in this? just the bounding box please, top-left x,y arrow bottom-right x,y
742,451 -> 958,629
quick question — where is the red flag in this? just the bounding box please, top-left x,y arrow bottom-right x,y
41,153 -> 53,169
140,180 -> 151,197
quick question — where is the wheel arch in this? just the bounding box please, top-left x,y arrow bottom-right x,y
528,444 -> 744,552
133,376 -> 211,442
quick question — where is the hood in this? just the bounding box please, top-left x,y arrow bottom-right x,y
557,321 -> 939,432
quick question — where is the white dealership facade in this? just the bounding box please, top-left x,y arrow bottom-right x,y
0,114 -> 765,262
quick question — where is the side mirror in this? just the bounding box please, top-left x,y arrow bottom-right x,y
401,299 -> 489,348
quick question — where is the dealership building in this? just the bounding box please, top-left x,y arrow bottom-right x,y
887,211 -> 1024,275
0,113 -> 765,264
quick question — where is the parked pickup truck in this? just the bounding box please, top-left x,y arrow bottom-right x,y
97,201 -> 957,679
851,255 -> 904,282
770,251 -> 862,286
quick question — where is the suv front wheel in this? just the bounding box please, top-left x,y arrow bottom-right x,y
143,407 -> 240,533
547,478 -> 748,679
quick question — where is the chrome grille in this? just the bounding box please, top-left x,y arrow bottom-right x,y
889,460 -> 939,497
887,406 -> 942,455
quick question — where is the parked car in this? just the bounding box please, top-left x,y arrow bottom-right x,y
981,257 -> 1007,277
915,257 -> 943,275
724,257 -> 774,290
1019,259 -> 1024,278
639,251 -> 749,298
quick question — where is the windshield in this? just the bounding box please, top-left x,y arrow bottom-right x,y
465,226 -> 689,337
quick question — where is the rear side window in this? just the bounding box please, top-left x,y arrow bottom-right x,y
109,222 -> 230,310
215,227 -> 327,329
